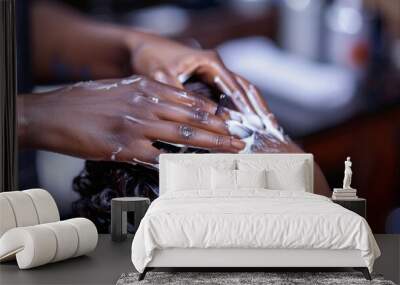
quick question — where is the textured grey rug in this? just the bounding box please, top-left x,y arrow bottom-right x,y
116,272 -> 396,285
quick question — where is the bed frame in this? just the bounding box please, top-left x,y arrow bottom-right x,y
139,154 -> 371,280
140,248 -> 370,280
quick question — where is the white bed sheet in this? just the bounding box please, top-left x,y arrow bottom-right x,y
131,190 -> 380,273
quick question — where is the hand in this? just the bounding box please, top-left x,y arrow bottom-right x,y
30,1 -> 273,124
126,34 -> 273,120
18,76 -> 245,164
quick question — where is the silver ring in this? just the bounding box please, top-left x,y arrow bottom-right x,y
179,125 -> 194,140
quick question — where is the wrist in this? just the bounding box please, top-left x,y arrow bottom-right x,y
120,29 -> 167,73
17,94 -> 57,151
80,23 -> 133,78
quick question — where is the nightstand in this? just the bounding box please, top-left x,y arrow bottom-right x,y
111,197 -> 150,242
332,198 -> 366,219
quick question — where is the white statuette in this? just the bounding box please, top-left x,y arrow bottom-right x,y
343,157 -> 353,190
332,157 -> 357,199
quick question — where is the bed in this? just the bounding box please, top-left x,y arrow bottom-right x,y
131,154 -> 380,280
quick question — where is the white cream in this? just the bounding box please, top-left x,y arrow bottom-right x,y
228,110 -> 262,130
110,146 -> 122,161
214,77 -> 249,113
151,97 -> 159,103
121,77 -> 141,85
226,109 -> 287,153
239,133 -> 256,153
226,120 -> 253,138
179,91 -> 189,98
245,84 -> 285,142
259,114 -> 285,142
73,81 -> 119,91
178,73 -> 190,84
124,115 -> 143,124
132,158 -> 159,169
73,77 -> 142,91
214,76 -> 231,96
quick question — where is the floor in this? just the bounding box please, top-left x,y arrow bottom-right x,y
0,235 -> 134,285
0,235 -> 398,285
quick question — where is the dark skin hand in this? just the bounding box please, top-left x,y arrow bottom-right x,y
31,1 -> 269,117
18,76 -> 245,164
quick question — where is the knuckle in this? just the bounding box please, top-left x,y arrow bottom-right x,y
151,70 -> 167,82
191,97 -> 207,109
137,76 -> 151,89
122,114 -> 140,127
129,92 -> 148,106
192,108 -> 209,123
120,75 -> 142,86
109,115 -> 130,136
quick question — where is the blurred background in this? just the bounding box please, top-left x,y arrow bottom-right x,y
25,0 -> 399,233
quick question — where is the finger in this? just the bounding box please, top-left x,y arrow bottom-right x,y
212,69 -> 250,112
145,121 -> 245,152
193,55 -> 256,114
134,143 -> 165,165
153,100 -> 229,135
234,74 -> 272,115
235,74 -> 280,130
137,78 -> 218,114
117,141 -> 164,165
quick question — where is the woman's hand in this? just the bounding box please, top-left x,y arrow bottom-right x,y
18,76 -> 245,164
30,1 -> 276,132
31,2 -> 272,122
125,34 -> 273,119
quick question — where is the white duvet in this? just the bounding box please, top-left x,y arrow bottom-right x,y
131,190 -> 380,273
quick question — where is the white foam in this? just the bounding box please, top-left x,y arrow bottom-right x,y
111,146 -> 122,161
226,120 -> 253,138
121,77 -> 141,85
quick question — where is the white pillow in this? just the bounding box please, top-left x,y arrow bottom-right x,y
211,168 -> 236,190
236,169 -> 267,189
167,163 -> 212,191
238,159 -> 308,191
211,169 -> 267,190
266,167 -> 307,191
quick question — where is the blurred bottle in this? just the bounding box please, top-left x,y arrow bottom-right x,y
324,0 -> 370,73
279,0 -> 324,60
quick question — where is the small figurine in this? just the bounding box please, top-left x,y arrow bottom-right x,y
343,157 -> 353,190
332,157 -> 357,199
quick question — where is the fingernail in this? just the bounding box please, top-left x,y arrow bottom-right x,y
231,138 -> 245,150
